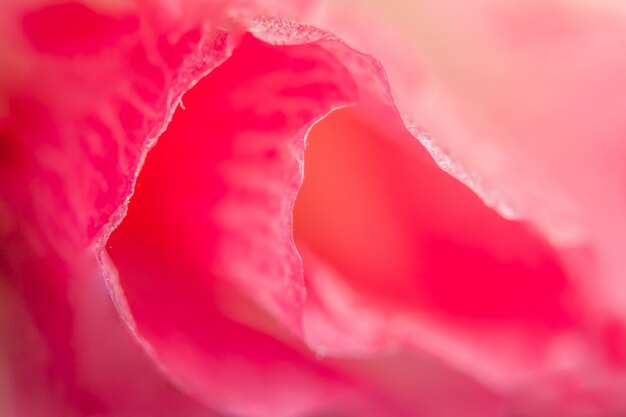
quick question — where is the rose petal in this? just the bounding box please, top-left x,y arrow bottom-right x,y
1,0 -> 234,252
102,24 -> 509,416
253,13 -> 626,414
295,105 -> 626,414
4,1 -> 626,416
248,3 -> 626,412
103,31 -> 383,417
301,0 -> 626,351
0,234 -> 217,417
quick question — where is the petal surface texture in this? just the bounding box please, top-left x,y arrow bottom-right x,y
1,1 -> 626,417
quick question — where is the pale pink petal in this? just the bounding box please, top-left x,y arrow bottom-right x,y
283,1 -> 626,413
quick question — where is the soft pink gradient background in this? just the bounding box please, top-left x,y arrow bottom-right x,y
1,1 -> 626,416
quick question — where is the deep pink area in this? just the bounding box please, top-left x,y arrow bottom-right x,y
104,33 -> 508,416
0,242 -> 218,417
296,108 -> 576,327
22,2 -> 140,56
0,1 -> 224,251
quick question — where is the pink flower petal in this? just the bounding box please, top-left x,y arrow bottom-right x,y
100,14 -> 504,417
3,1 -> 626,416
0,238 -> 217,416
103,33 -> 356,416
302,0 -> 626,344
294,105 -> 621,414
284,3 -> 626,412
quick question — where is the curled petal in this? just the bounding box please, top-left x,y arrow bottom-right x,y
3,1 -> 626,416
103,20 -> 503,417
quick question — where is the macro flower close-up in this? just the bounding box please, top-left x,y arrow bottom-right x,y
1,0 -> 626,416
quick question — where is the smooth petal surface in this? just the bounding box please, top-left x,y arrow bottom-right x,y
253,2 -> 626,413
0,240 -> 216,417
252,13 -> 626,415
294,106 -> 626,415
300,0 -> 626,333
1,2 -> 505,416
